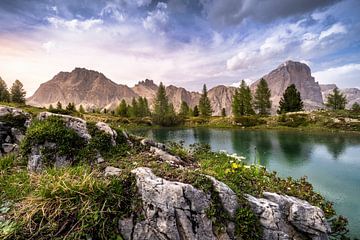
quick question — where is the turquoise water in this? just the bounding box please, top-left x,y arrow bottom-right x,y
131,128 -> 360,237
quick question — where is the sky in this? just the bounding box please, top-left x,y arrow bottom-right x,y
0,0 -> 359,96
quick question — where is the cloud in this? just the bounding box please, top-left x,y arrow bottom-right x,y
319,22 -> 347,40
143,2 -> 169,33
313,63 -> 360,88
42,41 -> 56,53
201,0 -> 339,27
47,17 -> 103,31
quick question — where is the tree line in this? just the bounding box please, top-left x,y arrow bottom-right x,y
0,78 -> 26,104
48,79 -> 358,126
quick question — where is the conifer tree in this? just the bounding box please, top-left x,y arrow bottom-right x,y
66,102 -> 76,112
130,98 -> 139,117
179,101 -> 190,117
116,99 -> 128,117
152,82 -> 170,125
326,87 -> 347,110
48,104 -> 54,111
193,105 -> 199,117
10,80 -> 26,104
352,102 -> 360,112
198,84 -> 212,117
232,80 -> 254,117
277,84 -> 303,114
79,105 -> 85,113
0,78 -> 10,102
254,78 -> 271,115
56,101 -> 62,110
221,108 -> 226,117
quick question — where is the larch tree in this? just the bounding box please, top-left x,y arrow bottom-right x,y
198,84 -> 212,117
0,77 -> 10,102
326,87 -> 347,110
232,80 -> 254,117
10,80 -> 26,104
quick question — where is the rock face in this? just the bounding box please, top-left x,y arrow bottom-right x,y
246,192 -> 331,240
27,61 -> 345,115
251,61 -> 324,112
27,68 -> 138,110
119,167 -> 238,240
0,106 -> 30,156
320,84 -> 360,108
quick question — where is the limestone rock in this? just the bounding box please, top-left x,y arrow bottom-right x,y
2,143 -> 17,153
320,84 -> 360,108
27,68 -> 138,110
119,167 -> 238,240
246,192 -> 331,240
96,121 -> 117,146
104,166 -> 121,176
251,61 -> 324,112
11,128 -> 25,143
38,112 -> 91,141
140,138 -> 167,151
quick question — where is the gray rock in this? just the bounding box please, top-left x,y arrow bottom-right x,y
11,128 -> 25,143
4,135 -> 11,143
2,143 -> 17,153
27,152 -> 42,172
96,121 -> 117,146
119,167 -> 237,240
38,112 -> 91,141
149,146 -> 185,167
104,166 -> 121,176
141,138 -> 167,151
246,192 -> 331,240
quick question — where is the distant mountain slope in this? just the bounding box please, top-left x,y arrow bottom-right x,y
251,60 -> 324,112
27,68 -> 137,109
27,60 -> 358,115
320,84 -> 360,108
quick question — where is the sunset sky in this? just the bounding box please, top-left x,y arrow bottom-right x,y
0,0 -> 359,96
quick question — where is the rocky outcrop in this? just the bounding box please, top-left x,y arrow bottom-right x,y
251,61 -> 324,112
118,167 -> 331,240
96,121 -> 117,146
208,86 -> 236,116
38,112 -> 91,141
119,167 -> 238,240
27,68 -> 138,110
246,192 -> 331,240
0,106 -> 30,156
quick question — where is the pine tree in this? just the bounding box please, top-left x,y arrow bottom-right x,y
179,101 -> 190,117
79,105 -> 85,113
193,105 -> 199,117
221,108 -> 226,117
352,102 -> 360,112
130,98 -> 139,117
326,87 -> 347,110
10,80 -> 26,104
48,104 -> 54,111
277,84 -> 304,114
152,82 -> 170,125
137,97 -> 151,117
254,78 -> 271,115
0,78 -> 10,102
56,101 -> 62,110
198,84 -> 212,117
232,80 -> 254,117
66,102 -> 76,112
117,99 -> 129,117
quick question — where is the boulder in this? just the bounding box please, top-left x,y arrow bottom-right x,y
96,122 -> 117,146
38,112 -> 91,141
119,167 -> 238,240
140,138 -> 167,151
104,166 -> 121,176
149,146 -> 186,167
246,192 -> 331,240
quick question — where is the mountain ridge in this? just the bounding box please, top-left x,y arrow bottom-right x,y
26,61 -> 360,115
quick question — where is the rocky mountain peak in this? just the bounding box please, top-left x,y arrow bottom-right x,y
251,60 -> 324,111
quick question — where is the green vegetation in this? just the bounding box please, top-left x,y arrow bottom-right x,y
0,108 -> 350,239
199,84 -> 212,117
254,78 -> 271,115
277,84 -> 304,114
10,80 -> 26,104
326,87 -> 347,110
0,78 -> 10,102
232,80 -> 255,117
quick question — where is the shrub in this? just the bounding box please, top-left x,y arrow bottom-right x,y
278,113 -> 309,127
20,116 -> 86,165
233,116 -> 266,127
